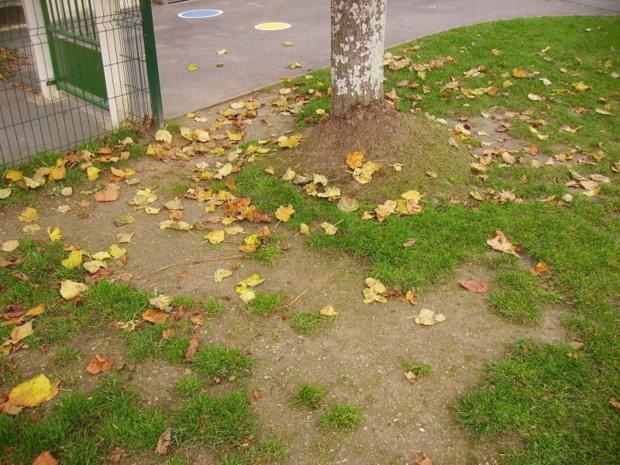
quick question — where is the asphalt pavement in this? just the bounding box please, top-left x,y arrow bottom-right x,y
152,0 -> 619,118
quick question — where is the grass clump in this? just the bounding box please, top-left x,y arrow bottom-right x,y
404,362 -> 434,377
248,292 -> 287,316
247,245 -> 282,265
218,439 -> 287,465
122,322 -> 191,363
174,376 -> 204,396
488,270 -> 559,324
320,404 -> 363,431
190,345 -> 255,379
175,390 -> 258,447
51,347 -> 81,367
292,382 -> 326,409
290,312 -> 328,335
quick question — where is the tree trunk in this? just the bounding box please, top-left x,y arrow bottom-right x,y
330,0 -> 387,118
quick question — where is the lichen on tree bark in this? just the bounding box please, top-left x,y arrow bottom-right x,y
330,0 -> 387,117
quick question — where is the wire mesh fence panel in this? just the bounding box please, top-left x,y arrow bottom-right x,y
0,0 -> 161,166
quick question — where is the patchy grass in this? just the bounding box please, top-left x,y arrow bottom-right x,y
404,362 -> 434,377
290,312 -> 328,335
247,245 -> 282,265
487,270 -> 561,323
247,292 -> 288,316
189,345 -> 255,379
320,404 -> 364,431
292,382 -> 326,409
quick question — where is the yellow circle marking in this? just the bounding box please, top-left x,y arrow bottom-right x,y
255,22 -> 291,31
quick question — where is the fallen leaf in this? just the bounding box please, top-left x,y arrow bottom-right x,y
86,354 -> 112,374
116,232 -> 135,243
282,41 -> 294,46
18,207 -> 40,223
487,230 -> 520,256
401,190 -> 424,203
10,321 -> 33,343
94,184 -> 120,202
375,200 -> 396,222
338,196 -> 359,212
188,63 -> 199,71
363,278 -> 387,304
299,223 -> 310,235
108,244 -> 126,258
25,303 -> 46,317
9,374 -> 59,407
142,309 -> 169,324
61,250 -> 83,269
149,295 -> 173,311
47,227 -> 62,241
320,222 -> 338,235
109,446 -> 129,464
217,49 -> 230,55
189,311 -> 205,326
609,398 -> 620,411
414,308 -> 446,326
214,268 -> 233,283
572,81 -> 591,91
405,371 -> 417,384
275,204 -> 295,222
352,161 -> 380,184
278,134 -> 303,148
155,428 -> 173,454
87,166 -> 101,181
528,93 -> 543,101
204,230 -> 226,244
1,240 -> 19,252
129,188 -> 157,206
0,188 -> 12,199
60,280 -> 88,299
319,305 -> 338,317
345,151 -> 365,169
403,238 -> 416,248
32,451 -> 58,465
457,278 -> 490,293
156,129 -> 173,142
530,262 -> 549,276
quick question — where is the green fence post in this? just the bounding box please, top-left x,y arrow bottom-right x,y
140,0 -> 163,128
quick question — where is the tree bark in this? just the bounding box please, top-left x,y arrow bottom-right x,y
330,0 -> 387,118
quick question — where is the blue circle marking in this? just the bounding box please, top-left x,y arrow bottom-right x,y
178,9 -> 223,19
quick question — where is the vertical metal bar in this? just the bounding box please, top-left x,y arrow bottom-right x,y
140,0 -> 163,127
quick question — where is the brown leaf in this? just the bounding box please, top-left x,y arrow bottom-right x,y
86,354 -> 112,374
457,278 -> 490,293
405,371 -> 417,384
109,446 -> 129,463
142,309 -> 170,324
415,452 -> 433,465
32,451 -> 58,465
185,334 -> 199,359
189,311 -> 205,326
609,398 -> 620,411
252,391 -> 263,400
486,230 -> 520,256
155,427 -> 173,455
530,262 -> 549,277
403,238 -> 417,248
162,328 -> 174,340
94,183 -> 120,202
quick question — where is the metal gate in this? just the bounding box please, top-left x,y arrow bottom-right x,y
40,0 -> 108,109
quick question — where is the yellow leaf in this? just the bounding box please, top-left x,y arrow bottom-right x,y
239,289 -> 256,303
48,164 -> 66,181
217,49 -> 230,55
1,240 -> 19,252
319,305 -> 338,317
214,268 -> 233,283
155,129 -> 173,143
108,244 -> 126,258
18,207 -> 40,223
400,190 -> 424,203
61,250 -> 83,269
299,223 -> 310,235
225,226 -> 245,235
345,151 -> 365,169
188,63 -> 200,71
204,230 -> 226,244
0,188 -> 12,199
486,230 -> 520,257
282,41 -> 295,46
572,81 -> 591,92
288,62 -> 302,69
321,222 -> 338,235
83,260 -> 106,274
363,277 -> 387,304
235,273 -> 265,293
4,170 -> 23,182
92,251 -> 112,260
129,188 -> 158,206
275,204 -> 295,222
25,303 -> 46,317
583,187 -> 601,197
8,374 -> 59,407
282,168 -> 296,181
10,321 -> 33,343
60,280 -> 88,299
226,130 -> 244,141
47,226 -> 62,241
278,134 -> 303,148
352,162 -> 380,184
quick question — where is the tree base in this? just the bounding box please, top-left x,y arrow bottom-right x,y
286,103 -> 475,203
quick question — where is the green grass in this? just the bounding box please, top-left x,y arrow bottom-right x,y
217,439 -> 287,465
0,376 -> 169,465
174,376 -> 204,396
292,382 -> 326,409
247,245 -> 282,265
247,292 -> 288,316
404,362 -> 434,377
190,345 -> 255,379
290,312 -> 328,335
175,390 -> 258,447
122,322 -> 191,363
320,404 -> 363,431
488,270 -> 560,324
51,346 -> 81,367
205,296 -> 228,316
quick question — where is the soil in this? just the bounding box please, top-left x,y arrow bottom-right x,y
0,89 -> 572,465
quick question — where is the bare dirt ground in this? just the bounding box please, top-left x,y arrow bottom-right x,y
0,89 -> 572,465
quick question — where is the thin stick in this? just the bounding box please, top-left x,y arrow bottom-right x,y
235,288 -> 309,333
143,255 -> 244,277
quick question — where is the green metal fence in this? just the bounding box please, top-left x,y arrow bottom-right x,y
0,0 -> 162,166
